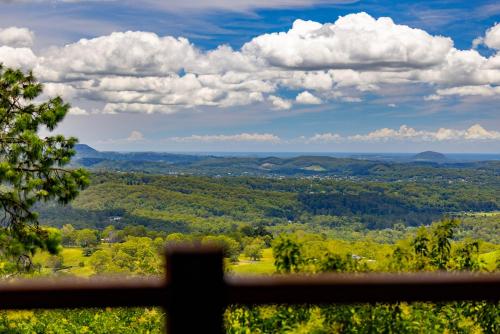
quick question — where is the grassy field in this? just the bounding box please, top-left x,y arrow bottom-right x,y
34,247 -> 95,276
230,248 -> 275,275
33,246 -> 278,276
33,242 -> 498,277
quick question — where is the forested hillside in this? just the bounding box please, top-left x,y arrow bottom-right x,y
72,145 -> 500,182
37,172 -> 499,233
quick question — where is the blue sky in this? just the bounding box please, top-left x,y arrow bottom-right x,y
0,0 -> 499,152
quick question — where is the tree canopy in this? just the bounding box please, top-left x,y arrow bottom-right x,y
0,65 -> 88,271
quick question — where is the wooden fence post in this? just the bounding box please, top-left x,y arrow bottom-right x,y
166,246 -> 225,334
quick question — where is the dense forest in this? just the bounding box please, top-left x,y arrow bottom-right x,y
37,172 -> 499,233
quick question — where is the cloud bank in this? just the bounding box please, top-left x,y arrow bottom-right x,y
1,13 -> 500,115
0,27 -> 34,47
243,15 -> 453,70
169,124 -> 500,144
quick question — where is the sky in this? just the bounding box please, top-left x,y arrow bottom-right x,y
0,0 -> 499,153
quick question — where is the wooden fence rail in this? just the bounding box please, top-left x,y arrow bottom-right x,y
0,246 -> 499,333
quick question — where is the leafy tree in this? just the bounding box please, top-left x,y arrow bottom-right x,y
89,249 -> 114,274
165,232 -> 190,247
390,245 -> 411,271
60,224 -> 76,246
243,239 -> 265,261
273,235 -> 302,273
202,235 -> 240,263
113,237 -> 161,274
430,218 -> 459,269
412,226 -> 430,270
75,228 -> 98,248
0,225 -> 63,273
0,65 -> 88,270
319,253 -> 362,273
454,240 -> 482,271
89,237 -> 162,275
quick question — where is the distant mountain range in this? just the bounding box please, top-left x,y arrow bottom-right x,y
72,145 -> 499,181
75,144 -> 99,156
74,144 -> 204,164
412,151 -> 448,162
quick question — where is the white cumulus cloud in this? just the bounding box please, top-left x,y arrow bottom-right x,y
102,103 -> 176,114
0,46 -> 37,69
296,91 -> 322,104
268,95 -> 292,110
242,13 -> 453,70
465,124 -> 500,140
0,27 -> 34,47
347,124 -> 500,142
68,106 -> 89,116
484,23 -> 500,50
41,31 -> 199,78
426,85 -> 500,100
306,133 -> 342,143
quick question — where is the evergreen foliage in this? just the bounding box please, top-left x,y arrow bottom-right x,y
0,65 -> 88,271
